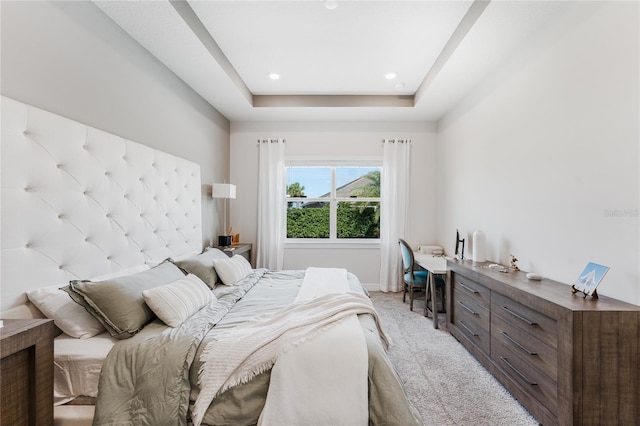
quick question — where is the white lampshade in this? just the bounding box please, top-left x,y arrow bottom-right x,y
212,183 -> 236,199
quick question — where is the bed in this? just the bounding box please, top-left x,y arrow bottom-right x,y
0,96 -> 421,425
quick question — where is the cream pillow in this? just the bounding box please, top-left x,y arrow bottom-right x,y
27,264 -> 150,339
142,274 -> 215,327
212,255 -> 253,286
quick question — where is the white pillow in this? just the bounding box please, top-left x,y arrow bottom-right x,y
27,264 -> 150,339
212,255 -> 253,286
142,274 -> 215,327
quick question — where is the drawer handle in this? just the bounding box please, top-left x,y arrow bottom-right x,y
501,331 -> 537,356
458,320 -> 479,337
500,356 -> 538,386
501,306 -> 538,326
457,301 -> 478,315
458,282 -> 479,294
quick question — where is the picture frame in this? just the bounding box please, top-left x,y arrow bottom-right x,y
571,262 -> 610,299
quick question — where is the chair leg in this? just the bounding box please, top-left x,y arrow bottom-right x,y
409,286 -> 414,311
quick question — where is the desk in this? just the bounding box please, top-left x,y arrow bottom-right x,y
414,254 -> 448,329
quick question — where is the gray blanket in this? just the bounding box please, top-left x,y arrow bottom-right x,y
93,270 -> 422,426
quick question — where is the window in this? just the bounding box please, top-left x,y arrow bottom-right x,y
286,164 -> 381,241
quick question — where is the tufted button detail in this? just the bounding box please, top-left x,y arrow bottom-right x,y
107,256 -> 112,261
25,243 -> 31,249
58,214 -> 64,220
22,130 -> 29,136
58,265 -> 64,270
56,164 -> 63,169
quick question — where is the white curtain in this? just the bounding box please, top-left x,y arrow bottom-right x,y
379,139 -> 411,292
256,139 -> 286,270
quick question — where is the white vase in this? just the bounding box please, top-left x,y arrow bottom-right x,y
472,229 -> 486,262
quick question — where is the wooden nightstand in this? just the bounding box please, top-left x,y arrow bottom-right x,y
1,318 -> 55,426
219,243 -> 253,267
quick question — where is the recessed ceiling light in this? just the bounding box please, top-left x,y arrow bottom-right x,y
268,73 -> 280,80
385,72 -> 397,80
324,0 -> 338,10
395,82 -> 405,90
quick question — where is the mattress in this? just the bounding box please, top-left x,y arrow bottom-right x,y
54,332 -> 117,405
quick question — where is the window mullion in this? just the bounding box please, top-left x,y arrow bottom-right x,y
330,167 -> 337,239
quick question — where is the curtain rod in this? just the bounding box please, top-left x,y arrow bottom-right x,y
381,139 -> 411,144
257,138 -> 286,145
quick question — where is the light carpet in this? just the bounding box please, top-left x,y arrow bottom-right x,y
369,291 -> 538,426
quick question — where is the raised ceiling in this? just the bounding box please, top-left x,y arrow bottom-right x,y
93,0 -> 573,122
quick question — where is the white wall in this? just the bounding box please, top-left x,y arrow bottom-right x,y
436,1 -> 639,305
0,1 -> 231,248
230,121 -> 438,286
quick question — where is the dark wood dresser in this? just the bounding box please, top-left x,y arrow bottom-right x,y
1,318 -> 55,426
447,259 -> 639,425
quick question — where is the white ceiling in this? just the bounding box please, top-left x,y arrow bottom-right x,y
93,0 -> 573,123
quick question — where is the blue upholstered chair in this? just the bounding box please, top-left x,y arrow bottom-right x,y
398,238 -> 429,311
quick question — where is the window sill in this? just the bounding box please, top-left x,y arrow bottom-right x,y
284,240 -> 380,250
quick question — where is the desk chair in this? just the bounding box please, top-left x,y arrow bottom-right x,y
398,239 -> 428,311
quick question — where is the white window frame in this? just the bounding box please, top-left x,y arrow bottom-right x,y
285,158 -> 382,247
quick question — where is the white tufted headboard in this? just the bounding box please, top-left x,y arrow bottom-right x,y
1,96 -> 203,311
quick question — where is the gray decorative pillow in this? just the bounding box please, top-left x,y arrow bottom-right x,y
63,260 -> 186,339
172,247 -> 229,288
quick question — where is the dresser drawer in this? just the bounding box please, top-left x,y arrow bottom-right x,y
453,288 -> 490,332
492,337 -> 558,413
491,291 -> 558,350
492,312 -> 557,381
453,302 -> 491,355
451,273 -> 490,310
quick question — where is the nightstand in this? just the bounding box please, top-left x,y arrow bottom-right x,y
1,318 -> 55,426
219,243 -> 253,267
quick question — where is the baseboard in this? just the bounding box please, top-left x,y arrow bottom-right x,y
362,282 -> 380,293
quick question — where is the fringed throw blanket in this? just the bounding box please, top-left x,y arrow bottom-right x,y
192,267 -> 387,426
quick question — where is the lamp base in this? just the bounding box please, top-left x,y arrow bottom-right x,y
218,235 -> 233,247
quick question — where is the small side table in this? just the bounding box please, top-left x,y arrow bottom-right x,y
219,243 -> 253,267
1,318 -> 55,426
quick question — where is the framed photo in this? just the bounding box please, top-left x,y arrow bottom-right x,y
572,262 -> 610,298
